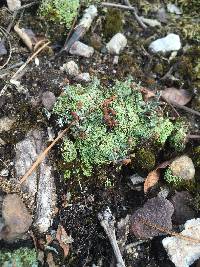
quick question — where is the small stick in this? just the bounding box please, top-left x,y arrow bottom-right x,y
12,41 -> 50,80
124,0 -> 147,29
187,134 -> 200,139
16,1 -> 39,11
140,217 -> 200,244
162,96 -> 200,117
98,208 -> 126,267
19,121 -> 75,185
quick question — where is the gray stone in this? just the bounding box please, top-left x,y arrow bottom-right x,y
69,41 -> 94,58
170,155 -> 195,181
129,174 -> 145,185
42,91 -> 56,111
1,194 -> 32,241
61,60 -> 79,77
106,33 -> 127,55
149,33 -> 181,53
170,191 -> 196,225
75,72 -> 91,83
162,218 -> 200,267
130,197 -> 174,239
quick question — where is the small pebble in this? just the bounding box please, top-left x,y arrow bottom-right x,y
167,3 -> 182,15
75,73 -> 91,83
61,60 -> 79,77
0,116 -> 15,133
42,91 -> 56,111
149,33 -> 181,53
69,41 -> 94,58
2,194 -> 32,241
106,33 -> 127,55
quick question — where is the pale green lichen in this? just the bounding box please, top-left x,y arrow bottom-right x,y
0,248 -> 38,267
39,0 -> 80,27
169,120 -> 188,151
62,138 -> 77,163
164,168 -> 182,186
53,78 -> 188,177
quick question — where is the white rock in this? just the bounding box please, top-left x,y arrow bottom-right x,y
167,3 -> 182,15
149,33 -> 181,53
61,60 -> 79,77
140,17 -> 161,27
7,0 -> 21,11
75,72 -> 91,83
162,218 -> 200,267
106,33 -> 127,55
69,41 -> 94,58
170,155 -> 195,181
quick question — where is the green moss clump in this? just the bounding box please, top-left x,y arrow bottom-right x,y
53,78 -> 188,177
136,147 -> 156,171
104,9 -> 123,39
39,0 -> 79,27
0,248 -> 37,267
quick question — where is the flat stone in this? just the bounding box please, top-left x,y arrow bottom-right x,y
7,0 -> 21,11
2,194 -> 32,241
149,33 -> 181,53
130,196 -> 174,239
170,155 -> 195,181
106,33 -> 127,55
69,41 -> 94,58
167,3 -> 182,15
42,91 -> 56,111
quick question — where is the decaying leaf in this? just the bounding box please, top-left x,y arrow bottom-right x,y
56,224 -> 71,258
144,160 -> 172,193
161,87 -> 192,106
144,169 -> 160,193
141,87 -> 156,101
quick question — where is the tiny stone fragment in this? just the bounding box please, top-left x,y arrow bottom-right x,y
42,91 -> 56,111
69,41 -> 94,58
106,33 -> 127,55
129,174 -> 145,185
130,196 -> 174,239
162,218 -> 200,267
2,194 -> 32,241
149,33 -> 181,53
61,60 -> 79,77
170,155 -> 195,181
75,72 -> 91,83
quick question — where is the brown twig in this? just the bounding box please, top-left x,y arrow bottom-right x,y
141,217 -> 200,244
101,1 -> 147,29
19,121 -> 75,185
12,41 -> 50,80
162,96 -> 200,117
187,134 -> 200,139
